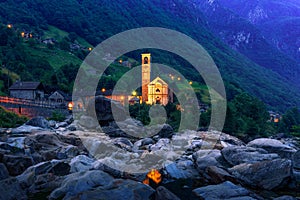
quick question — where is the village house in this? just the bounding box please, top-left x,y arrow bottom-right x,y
9,81 -> 45,100
48,90 -> 72,106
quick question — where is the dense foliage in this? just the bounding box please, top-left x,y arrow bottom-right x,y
0,106 -> 28,128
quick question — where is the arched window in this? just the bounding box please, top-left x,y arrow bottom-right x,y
156,88 -> 160,93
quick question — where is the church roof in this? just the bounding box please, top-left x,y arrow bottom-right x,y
148,77 -> 168,86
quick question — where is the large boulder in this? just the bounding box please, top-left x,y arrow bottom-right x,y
247,138 -> 297,159
164,158 -> 199,180
70,155 -> 95,173
25,116 -> 49,129
229,158 -> 292,190
78,115 -> 99,129
17,160 -> 70,190
206,166 -> 237,184
155,186 -> 180,200
158,124 -> 174,138
3,155 -> 33,176
193,181 -> 257,200
0,177 -> 27,200
49,170 -> 113,199
221,146 -> 280,166
293,150 -> 300,170
76,179 -> 155,200
0,163 -> 9,179
193,149 -> 226,171
86,96 -> 126,125
11,125 -> 43,134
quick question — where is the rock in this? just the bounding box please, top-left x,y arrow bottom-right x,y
0,163 -> 9,179
6,137 -> 26,149
67,125 -> 77,131
24,131 -> 85,161
64,115 -> 73,124
133,138 -> 154,152
113,137 -> 133,151
193,149 -> 226,171
55,122 -> 68,129
101,126 -> 129,138
221,146 -> 280,166
70,155 -> 95,173
219,133 -> 245,147
77,179 -> 155,200
49,170 -> 114,199
86,95 -> 126,125
17,160 -> 70,188
26,116 -> 49,128
247,138 -> 297,159
150,138 -> 171,151
292,150 -> 300,169
11,125 -> 43,134
155,186 -> 180,200
0,177 -> 27,200
206,166 -> 236,184
229,159 -> 292,190
158,124 -> 174,138
273,195 -> 297,200
3,155 -> 33,176
193,181 -> 257,200
164,158 -> 199,180
48,120 -> 56,128
122,118 -> 143,127
57,145 -> 79,159
79,115 -> 99,129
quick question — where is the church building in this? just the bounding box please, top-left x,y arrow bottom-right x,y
141,53 -> 170,105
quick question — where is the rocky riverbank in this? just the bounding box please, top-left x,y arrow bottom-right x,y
0,115 -> 299,200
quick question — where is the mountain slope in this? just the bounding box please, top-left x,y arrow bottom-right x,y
217,0 -> 300,62
0,0 -> 299,110
190,0 -> 300,89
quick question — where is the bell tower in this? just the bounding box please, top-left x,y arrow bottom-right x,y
142,53 -> 151,102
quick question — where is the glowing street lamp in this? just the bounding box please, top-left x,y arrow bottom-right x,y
189,81 -> 193,85
68,102 -> 73,111
7,24 -> 12,29
101,88 -> 106,93
132,90 -> 137,96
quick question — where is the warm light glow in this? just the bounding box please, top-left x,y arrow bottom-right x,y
274,118 -> 279,123
189,81 -> 193,85
68,102 -> 73,110
101,88 -> 106,93
171,76 -> 174,80
88,47 -> 93,51
119,59 -> 123,63
29,33 -> 33,38
132,91 -> 137,96
7,24 -> 12,29
21,32 -> 25,37
120,96 -> 124,100
177,77 -> 181,81
143,169 -> 162,185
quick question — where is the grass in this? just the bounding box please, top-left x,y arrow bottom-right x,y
44,25 -> 93,47
23,43 -> 83,70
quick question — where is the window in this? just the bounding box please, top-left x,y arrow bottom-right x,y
156,88 -> 160,93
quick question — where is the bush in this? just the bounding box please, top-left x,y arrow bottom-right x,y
0,106 -> 28,128
48,111 -> 65,122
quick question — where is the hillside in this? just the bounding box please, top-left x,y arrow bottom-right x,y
217,0 -> 300,62
0,0 -> 299,111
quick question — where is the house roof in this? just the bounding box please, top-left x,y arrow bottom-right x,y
9,81 -> 44,90
49,90 -> 72,101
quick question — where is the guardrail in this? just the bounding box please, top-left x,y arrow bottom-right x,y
0,96 -> 65,109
